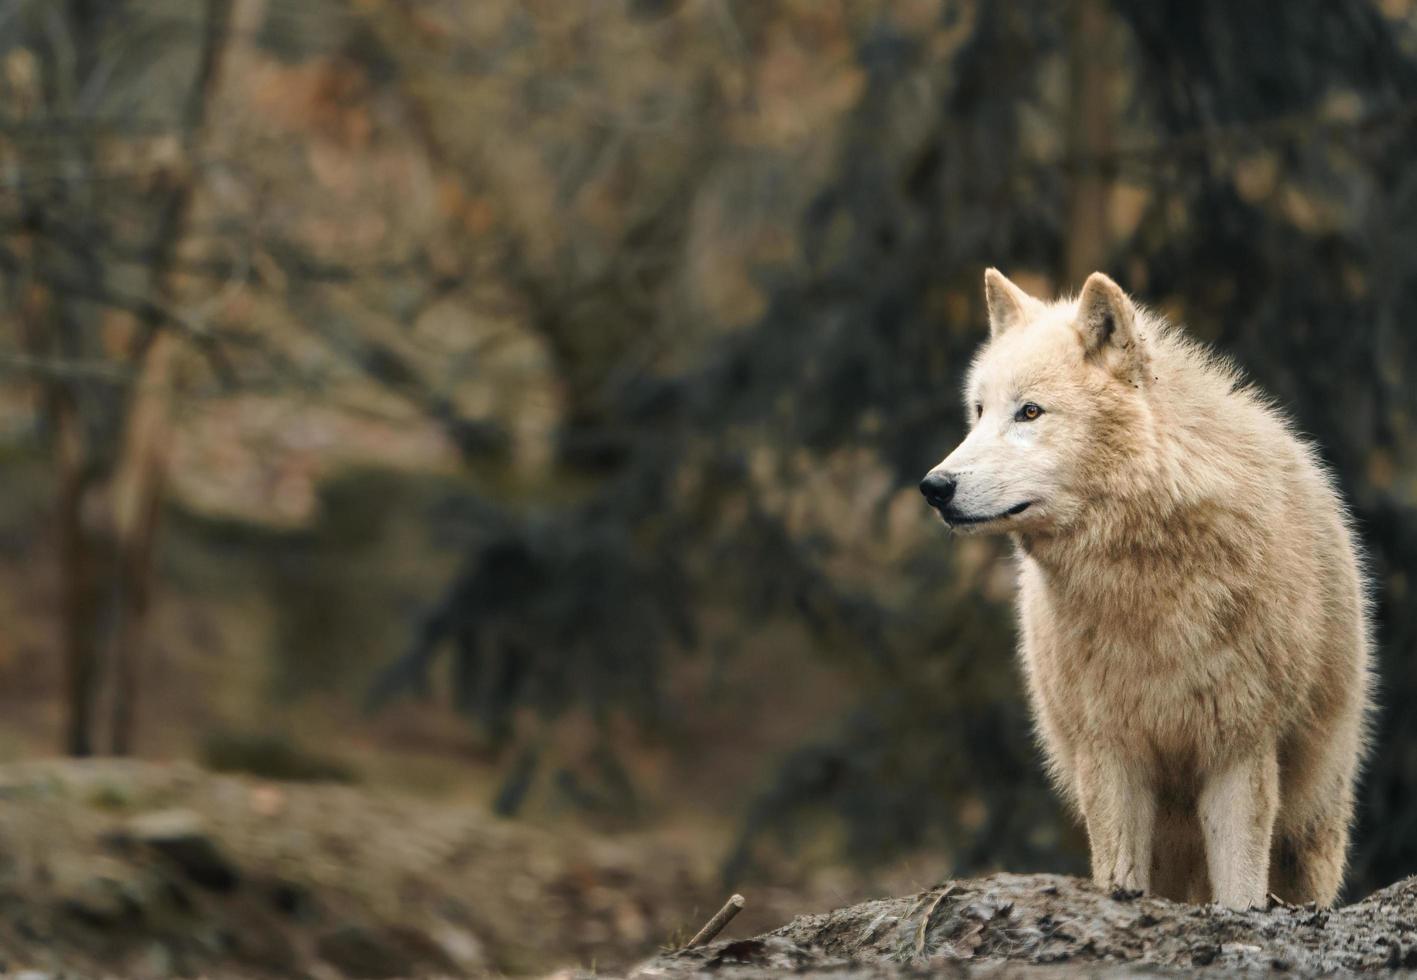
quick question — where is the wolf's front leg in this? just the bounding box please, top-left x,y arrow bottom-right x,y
1199,746 -> 1279,909
1076,751 -> 1156,893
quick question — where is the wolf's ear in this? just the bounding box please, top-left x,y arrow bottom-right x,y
1075,272 -> 1147,380
984,268 -> 1039,339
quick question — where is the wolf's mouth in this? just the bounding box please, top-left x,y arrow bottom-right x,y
942,500 -> 1032,526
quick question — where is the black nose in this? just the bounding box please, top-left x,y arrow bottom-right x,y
919,472 -> 956,509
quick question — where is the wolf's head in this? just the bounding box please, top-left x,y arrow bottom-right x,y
920,268 -> 1152,535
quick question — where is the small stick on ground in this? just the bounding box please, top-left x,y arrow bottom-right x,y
686,894 -> 746,948
916,884 -> 957,956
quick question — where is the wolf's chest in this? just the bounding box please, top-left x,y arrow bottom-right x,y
1016,559 -> 1282,760
1027,623 -> 1261,765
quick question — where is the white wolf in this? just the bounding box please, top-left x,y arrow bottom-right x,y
920,269 -> 1372,909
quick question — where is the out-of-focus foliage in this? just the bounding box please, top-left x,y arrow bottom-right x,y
362,0 -> 1417,895
2,0 -> 1417,902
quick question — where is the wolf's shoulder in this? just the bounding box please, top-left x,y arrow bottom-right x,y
1147,318 -> 1292,431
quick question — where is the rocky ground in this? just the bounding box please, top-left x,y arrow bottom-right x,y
632,873 -> 1417,978
0,759 -> 727,978
1,759 -> 1413,979
0,758 -> 934,978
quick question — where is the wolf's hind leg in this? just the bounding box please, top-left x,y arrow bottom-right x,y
1200,747 -> 1279,909
1269,819 -> 1347,907
1269,729 -> 1358,906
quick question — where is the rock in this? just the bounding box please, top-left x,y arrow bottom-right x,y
123,809 -> 240,892
223,922 -> 300,975
630,873 -> 1417,978
135,941 -> 175,978
430,923 -> 489,973
248,784 -> 287,818
315,924 -> 457,979
53,856 -> 146,927
266,877 -> 318,920
318,925 -> 408,979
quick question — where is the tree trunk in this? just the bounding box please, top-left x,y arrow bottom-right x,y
12,229 -> 104,758
1065,0 -> 1113,287
107,332 -> 175,755
55,396 -> 104,756
105,0 -> 234,754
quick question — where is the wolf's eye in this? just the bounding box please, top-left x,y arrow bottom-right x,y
1016,402 -> 1044,422
974,403 -> 982,420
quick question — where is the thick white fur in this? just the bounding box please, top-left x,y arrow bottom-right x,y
925,270 -> 1373,908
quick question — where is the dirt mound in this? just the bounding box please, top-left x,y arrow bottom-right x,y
637,873 -> 1417,977
5,760 -> 1412,978
0,759 -> 723,977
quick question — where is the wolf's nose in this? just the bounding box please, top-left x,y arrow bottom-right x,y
919,472 -> 957,509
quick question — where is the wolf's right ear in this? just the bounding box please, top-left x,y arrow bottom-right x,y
1075,271 -> 1148,382
984,268 -> 1038,339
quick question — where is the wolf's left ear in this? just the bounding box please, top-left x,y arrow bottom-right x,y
1076,272 -> 1148,381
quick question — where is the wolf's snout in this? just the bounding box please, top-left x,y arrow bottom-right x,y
919,472 -> 957,510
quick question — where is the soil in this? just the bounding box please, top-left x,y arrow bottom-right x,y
0,758 -> 719,978
0,758 -> 926,978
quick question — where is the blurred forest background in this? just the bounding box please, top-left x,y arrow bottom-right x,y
2,0 -> 1417,969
